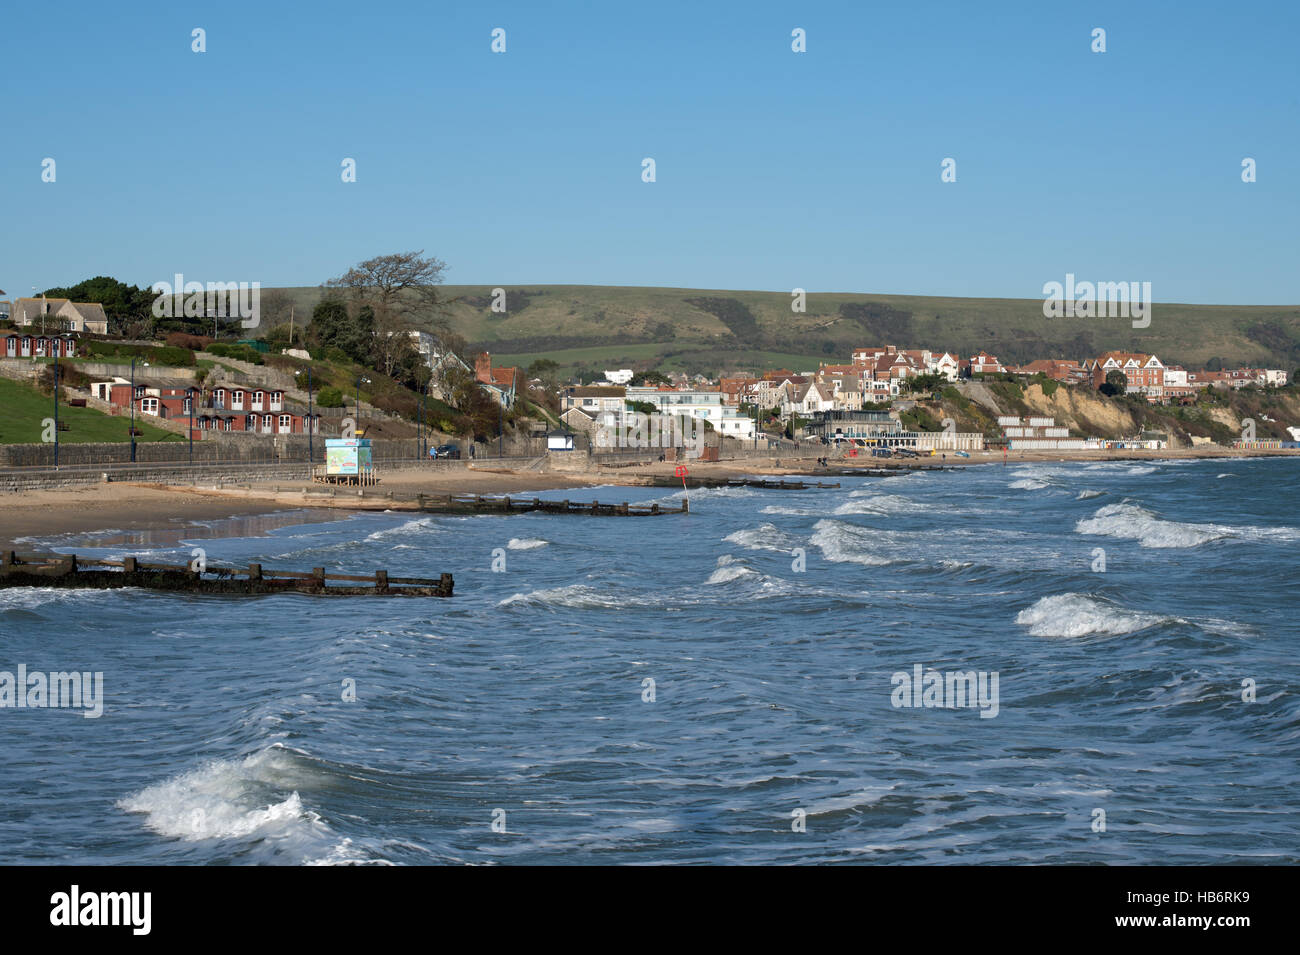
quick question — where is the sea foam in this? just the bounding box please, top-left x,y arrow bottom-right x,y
1076,502 -> 1300,549
1015,593 -> 1171,638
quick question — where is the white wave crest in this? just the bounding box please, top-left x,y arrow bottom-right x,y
706,554 -> 758,585
507,538 -> 548,550
722,523 -> 803,553
810,519 -> 897,566
1075,502 -> 1300,549
364,518 -> 434,542
835,493 -> 923,514
1015,593 -> 1171,638
117,745 -> 368,863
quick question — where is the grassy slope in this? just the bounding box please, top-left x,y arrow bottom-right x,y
0,378 -> 177,444
266,285 -> 1300,375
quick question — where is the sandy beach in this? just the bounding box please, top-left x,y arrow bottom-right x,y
2,448 -> 1293,551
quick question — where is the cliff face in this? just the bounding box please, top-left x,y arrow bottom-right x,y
1020,383 -> 1141,437
918,380 -> 1300,447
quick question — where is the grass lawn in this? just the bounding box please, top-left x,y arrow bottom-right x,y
0,378 -> 179,445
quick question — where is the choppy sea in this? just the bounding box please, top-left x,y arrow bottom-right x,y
2,457 -> 1296,863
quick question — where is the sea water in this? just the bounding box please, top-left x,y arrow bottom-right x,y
1,457 -> 1296,863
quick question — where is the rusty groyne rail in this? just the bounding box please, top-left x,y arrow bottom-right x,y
0,552 -> 453,597
415,493 -> 688,516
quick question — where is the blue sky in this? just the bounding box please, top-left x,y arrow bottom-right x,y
3,0 -> 1296,304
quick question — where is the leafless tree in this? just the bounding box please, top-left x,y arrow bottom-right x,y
260,289 -> 295,331
324,251 -> 450,328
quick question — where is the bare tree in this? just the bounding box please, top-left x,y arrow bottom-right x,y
324,251 -> 450,327
260,289 -> 294,331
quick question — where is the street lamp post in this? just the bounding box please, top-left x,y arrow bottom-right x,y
53,347 -> 59,469
130,356 -> 137,463
297,367 -> 314,476
187,386 -> 195,467
355,375 -> 369,434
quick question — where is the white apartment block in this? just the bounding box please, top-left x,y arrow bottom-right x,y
625,386 -> 756,439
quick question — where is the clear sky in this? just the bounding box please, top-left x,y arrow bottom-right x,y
3,0 -> 1296,304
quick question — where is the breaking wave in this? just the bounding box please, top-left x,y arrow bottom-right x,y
811,519 -> 899,566
1076,502 -> 1300,549
507,538 -> 548,550
1015,593 -> 1172,638
117,745 -> 375,864
1009,478 -> 1049,490
723,523 -> 804,553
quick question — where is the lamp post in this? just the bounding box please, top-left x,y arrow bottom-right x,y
187,386 -> 195,467
355,375 -> 369,434
130,356 -> 138,463
53,347 -> 59,469
296,367 -> 314,476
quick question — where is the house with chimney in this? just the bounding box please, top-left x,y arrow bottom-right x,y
474,352 -> 521,408
1086,351 -> 1165,400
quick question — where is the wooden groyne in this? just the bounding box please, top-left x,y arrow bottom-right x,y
0,552 -> 453,598
416,493 -> 688,516
726,479 -> 839,490
644,476 -> 839,490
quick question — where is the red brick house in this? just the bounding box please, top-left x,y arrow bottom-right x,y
1087,351 -> 1165,399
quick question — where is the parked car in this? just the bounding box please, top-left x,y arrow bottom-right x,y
433,444 -> 461,459
894,447 -> 919,458
871,447 -> 893,458
954,450 -> 971,458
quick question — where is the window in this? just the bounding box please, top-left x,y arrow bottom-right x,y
252,391 -> 264,410
142,398 -> 159,415
263,415 -> 273,432
279,415 -> 291,431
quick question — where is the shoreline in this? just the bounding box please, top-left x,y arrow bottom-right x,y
2,448 -> 1293,551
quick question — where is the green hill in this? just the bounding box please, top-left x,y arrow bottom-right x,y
265,285 -> 1300,376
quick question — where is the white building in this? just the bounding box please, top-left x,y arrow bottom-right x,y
603,369 -> 634,385
625,386 -> 756,440
562,385 -> 627,415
